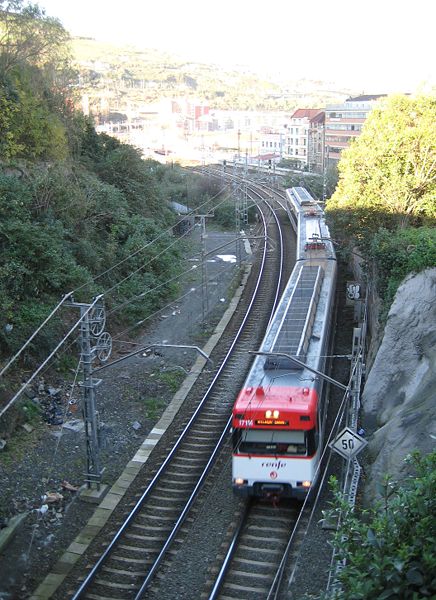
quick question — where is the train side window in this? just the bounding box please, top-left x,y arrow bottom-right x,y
306,428 -> 317,455
232,429 -> 242,451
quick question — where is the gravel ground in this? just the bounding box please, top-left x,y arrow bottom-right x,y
0,226 -> 357,600
142,263 -> 357,600
287,264 -> 356,599
0,228 -> 246,600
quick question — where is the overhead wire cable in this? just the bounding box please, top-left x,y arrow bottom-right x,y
111,258 -> 238,341
101,191 -> 239,312
266,357 -> 359,600
108,263 -> 200,316
103,222 -> 196,298
95,189 -> 235,301
109,236 -> 239,318
69,181 -> 231,296
0,296 -> 102,418
0,292 -> 73,378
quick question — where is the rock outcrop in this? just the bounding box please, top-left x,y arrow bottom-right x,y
362,267 -> 436,500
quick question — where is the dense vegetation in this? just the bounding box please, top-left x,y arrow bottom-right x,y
326,452 -> 436,599
326,94 -> 436,309
324,94 -> 436,598
0,1 -> 221,359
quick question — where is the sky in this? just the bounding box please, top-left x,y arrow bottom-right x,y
37,0 -> 435,93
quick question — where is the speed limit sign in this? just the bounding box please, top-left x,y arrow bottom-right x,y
330,427 -> 367,460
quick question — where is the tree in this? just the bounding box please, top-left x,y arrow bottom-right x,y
326,95 -> 436,246
0,1 -> 70,76
0,2 -> 77,160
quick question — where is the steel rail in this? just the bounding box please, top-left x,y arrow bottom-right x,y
200,165 -> 287,322
207,500 -> 251,600
134,189 -> 286,598
71,191 -> 284,599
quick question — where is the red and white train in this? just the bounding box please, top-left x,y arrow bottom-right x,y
232,187 -> 337,500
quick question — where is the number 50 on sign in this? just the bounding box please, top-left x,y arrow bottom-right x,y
330,426 -> 368,460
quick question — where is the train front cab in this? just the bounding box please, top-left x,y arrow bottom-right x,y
232,426 -> 319,501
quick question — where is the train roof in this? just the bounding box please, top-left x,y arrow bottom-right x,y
287,188 -> 336,261
233,384 -> 318,429
241,257 -> 336,388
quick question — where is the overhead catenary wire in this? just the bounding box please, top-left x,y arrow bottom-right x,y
108,236 -> 239,318
98,187 -> 243,314
102,222 -> 196,298
108,263 -> 200,315
0,296 -> 102,419
69,180 -> 230,297
86,188 -> 236,303
0,181 -> 232,386
0,292 -> 73,378
111,259 -> 239,341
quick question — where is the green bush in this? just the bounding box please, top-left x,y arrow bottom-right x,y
214,201 -> 236,229
371,226 -> 436,306
325,451 -> 436,599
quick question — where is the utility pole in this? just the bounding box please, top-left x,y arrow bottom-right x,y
197,214 -> 213,325
323,145 -> 330,203
234,182 -> 242,265
242,152 -> 249,227
68,296 -> 112,489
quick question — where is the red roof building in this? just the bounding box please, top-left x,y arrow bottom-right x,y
283,108 -> 324,168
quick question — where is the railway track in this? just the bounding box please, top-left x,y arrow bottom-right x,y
208,499 -> 300,600
206,497 -> 313,600
62,182 -> 295,600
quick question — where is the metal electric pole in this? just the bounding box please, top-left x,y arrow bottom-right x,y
323,144 -> 330,203
196,214 -> 213,325
68,296 -> 112,489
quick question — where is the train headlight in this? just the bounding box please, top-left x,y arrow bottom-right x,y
302,481 -> 311,488
234,478 -> 247,486
273,410 -> 279,418
265,410 -> 272,418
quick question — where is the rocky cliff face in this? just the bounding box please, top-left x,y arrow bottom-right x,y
362,267 -> 436,500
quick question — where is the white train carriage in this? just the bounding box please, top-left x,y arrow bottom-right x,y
232,187 -> 336,500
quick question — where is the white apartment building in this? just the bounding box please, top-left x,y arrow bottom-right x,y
259,108 -> 323,167
285,108 -> 323,166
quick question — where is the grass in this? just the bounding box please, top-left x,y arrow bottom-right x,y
19,399 -> 42,423
142,397 -> 165,420
155,370 -> 185,392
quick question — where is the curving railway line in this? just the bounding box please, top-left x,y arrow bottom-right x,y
59,177 -> 297,600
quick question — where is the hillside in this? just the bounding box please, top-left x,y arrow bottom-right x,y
69,36 -> 350,116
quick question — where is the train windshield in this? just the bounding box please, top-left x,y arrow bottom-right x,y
235,429 -> 307,456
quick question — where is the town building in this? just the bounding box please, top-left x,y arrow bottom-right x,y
285,108 -> 323,168
258,108 -> 324,168
307,111 -> 325,174
324,95 -> 386,163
